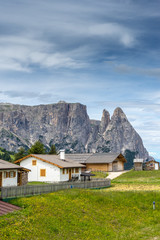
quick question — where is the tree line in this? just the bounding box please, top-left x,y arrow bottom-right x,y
14,141 -> 57,161
0,141 -> 57,162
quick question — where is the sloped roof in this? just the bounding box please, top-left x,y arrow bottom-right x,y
66,152 -> 127,164
0,159 -> 23,170
65,154 -> 92,164
15,154 -> 84,169
146,159 -> 159,164
133,159 -> 143,163
86,153 -> 127,163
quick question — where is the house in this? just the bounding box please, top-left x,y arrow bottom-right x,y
14,150 -> 84,182
144,160 -> 159,171
66,153 -> 127,172
0,159 -> 30,187
134,159 -> 143,171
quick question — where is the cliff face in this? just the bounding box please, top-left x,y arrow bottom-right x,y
0,102 -> 149,160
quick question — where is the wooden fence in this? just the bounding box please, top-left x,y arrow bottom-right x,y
0,179 -> 111,199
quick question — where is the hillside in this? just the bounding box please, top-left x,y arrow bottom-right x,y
1,187 -> 160,239
0,102 -> 149,165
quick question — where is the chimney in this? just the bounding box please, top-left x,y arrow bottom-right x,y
60,149 -> 65,160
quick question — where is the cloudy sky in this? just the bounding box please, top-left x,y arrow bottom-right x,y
0,0 -> 160,159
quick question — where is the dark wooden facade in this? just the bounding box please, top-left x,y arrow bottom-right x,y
144,160 -> 159,171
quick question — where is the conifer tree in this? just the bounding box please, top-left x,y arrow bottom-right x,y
49,144 -> 57,154
28,141 -> 46,154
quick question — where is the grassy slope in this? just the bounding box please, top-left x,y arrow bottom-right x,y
1,189 -> 160,240
1,170 -> 160,240
91,171 -> 108,179
112,169 -> 160,184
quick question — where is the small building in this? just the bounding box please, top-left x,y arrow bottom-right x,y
14,150 -> 84,182
144,160 -> 159,171
0,159 -> 30,187
134,159 -> 144,171
66,153 -> 127,172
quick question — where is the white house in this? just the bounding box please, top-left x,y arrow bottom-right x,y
0,159 -> 30,187
15,150 -> 84,182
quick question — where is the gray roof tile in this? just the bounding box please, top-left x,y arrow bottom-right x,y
0,159 -> 23,170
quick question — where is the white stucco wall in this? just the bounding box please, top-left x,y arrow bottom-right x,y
1,170 -> 18,187
20,157 -> 61,182
20,157 -> 82,182
60,168 -> 82,181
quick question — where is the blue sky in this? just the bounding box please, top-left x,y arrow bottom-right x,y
0,0 -> 160,159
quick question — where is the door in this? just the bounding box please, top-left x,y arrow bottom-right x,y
18,172 -> 22,186
69,169 -> 72,180
0,172 -> 2,187
112,162 -> 118,171
155,163 -> 159,170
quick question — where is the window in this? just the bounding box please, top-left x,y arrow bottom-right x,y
63,169 -> 65,174
40,169 -> 46,177
4,171 -> 16,178
10,171 -> 14,178
4,171 -> 9,178
32,160 -> 37,166
75,168 -> 79,173
72,168 -> 74,173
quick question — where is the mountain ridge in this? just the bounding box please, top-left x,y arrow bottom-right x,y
0,102 -> 149,164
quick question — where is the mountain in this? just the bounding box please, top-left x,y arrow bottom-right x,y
0,102 -> 149,168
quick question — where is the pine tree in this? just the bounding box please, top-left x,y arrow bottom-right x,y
28,141 -> 46,154
49,145 -> 57,154
14,147 -> 27,161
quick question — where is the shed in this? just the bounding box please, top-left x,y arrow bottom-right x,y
144,160 -> 159,171
134,159 -> 144,171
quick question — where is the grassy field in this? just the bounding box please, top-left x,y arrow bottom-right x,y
91,171 -> 108,179
1,170 -> 160,239
112,169 -> 160,184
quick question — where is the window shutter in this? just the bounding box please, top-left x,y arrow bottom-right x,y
14,172 -> 16,177
32,160 -> 37,166
40,169 -> 46,177
75,168 -> 79,173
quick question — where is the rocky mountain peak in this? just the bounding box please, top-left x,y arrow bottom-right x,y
100,109 -> 110,134
112,107 -> 127,119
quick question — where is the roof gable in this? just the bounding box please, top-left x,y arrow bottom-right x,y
14,154 -> 84,168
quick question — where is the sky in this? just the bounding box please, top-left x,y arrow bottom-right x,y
0,0 -> 160,159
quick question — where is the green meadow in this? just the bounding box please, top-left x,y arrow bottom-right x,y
1,170 -> 160,240
112,169 -> 160,184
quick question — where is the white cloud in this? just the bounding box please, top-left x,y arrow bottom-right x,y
89,23 -> 136,47
0,35 -> 86,72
